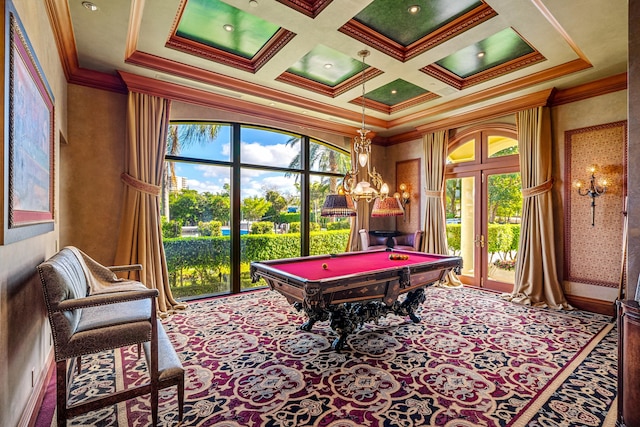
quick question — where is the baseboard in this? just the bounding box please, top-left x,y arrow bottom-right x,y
565,294 -> 616,317
19,350 -> 54,427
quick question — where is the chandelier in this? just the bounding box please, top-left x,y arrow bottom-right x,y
321,49 -> 390,217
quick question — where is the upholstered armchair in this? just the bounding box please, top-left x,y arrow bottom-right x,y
37,246 -> 184,426
393,230 -> 424,251
359,229 -> 389,251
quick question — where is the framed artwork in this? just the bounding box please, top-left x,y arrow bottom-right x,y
3,1 -> 55,244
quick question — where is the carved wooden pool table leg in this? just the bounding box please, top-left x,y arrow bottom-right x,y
392,288 -> 426,324
293,301 -> 329,332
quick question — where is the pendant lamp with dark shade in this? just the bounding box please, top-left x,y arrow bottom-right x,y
370,196 -> 404,217
321,190 -> 356,217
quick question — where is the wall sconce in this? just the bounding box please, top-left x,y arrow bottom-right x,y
576,167 -> 607,226
394,183 -> 411,220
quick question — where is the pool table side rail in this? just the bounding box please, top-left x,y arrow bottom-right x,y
250,254 -> 462,306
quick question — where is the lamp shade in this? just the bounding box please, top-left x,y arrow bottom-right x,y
371,196 -> 404,217
321,194 -> 356,217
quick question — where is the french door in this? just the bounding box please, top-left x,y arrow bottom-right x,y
445,129 -> 521,292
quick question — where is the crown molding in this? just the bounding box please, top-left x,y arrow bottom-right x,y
118,70 -> 361,138
551,72 -> 627,106
414,88 -> 554,135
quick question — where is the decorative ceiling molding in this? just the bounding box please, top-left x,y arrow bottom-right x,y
166,29 -> 296,74
276,0 -> 333,18
45,0 -> 624,146
383,72 -> 627,146
118,70 -> 360,137
550,72 -> 627,106
338,3 -> 497,62
350,92 -> 440,115
45,0 -> 126,93
531,0 -> 590,64
414,87 -> 554,134
422,51 -> 546,90
125,50 -> 388,129
126,0 -> 145,58
388,58 -> 591,129
276,67 -> 383,98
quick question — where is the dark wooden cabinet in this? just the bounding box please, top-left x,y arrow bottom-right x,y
618,299 -> 640,426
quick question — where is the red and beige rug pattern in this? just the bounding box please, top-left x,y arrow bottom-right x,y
46,286 -> 617,426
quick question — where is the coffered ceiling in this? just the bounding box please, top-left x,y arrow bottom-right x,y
47,0 -> 627,143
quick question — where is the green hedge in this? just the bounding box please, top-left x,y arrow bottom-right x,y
164,230 -> 350,288
446,223 -> 520,259
288,222 -> 321,233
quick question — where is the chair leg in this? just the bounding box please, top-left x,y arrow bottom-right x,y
151,384 -> 159,426
178,376 -> 185,421
56,360 -> 68,427
76,356 -> 82,375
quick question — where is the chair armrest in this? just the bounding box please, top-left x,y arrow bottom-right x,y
55,289 -> 158,312
108,264 -> 143,272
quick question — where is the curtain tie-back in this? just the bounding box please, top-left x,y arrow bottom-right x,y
425,190 -> 443,198
121,173 -> 161,196
521,178 -> 553,198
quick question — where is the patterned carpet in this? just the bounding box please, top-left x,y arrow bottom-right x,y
40,286 -> 618,426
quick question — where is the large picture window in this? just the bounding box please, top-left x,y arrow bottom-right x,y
163,122 -> 350,299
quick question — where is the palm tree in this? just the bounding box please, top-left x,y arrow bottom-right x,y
285,137 -> 350,193
163,123 -> 220,217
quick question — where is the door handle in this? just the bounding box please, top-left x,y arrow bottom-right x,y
474,235 -> 485,248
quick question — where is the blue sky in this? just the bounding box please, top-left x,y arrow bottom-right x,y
169,125 -> 326,200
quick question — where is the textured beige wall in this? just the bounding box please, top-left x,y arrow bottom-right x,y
62,85 -> 127,264
552,90 -> 628,302
0,0 -> 68,425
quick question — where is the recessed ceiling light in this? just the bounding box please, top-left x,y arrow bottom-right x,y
82,1 -> 99,11
408,5 -> 420,14
477,51 -> 485,58
391,89 -> 397,94
223,24 -> 234,32
249,0 -> 259,7
324,63 -> 333,69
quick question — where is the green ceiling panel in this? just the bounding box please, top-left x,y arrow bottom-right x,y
436,28 -> 535,78
176,0 -> 280,59
287,45 -> 367,87
354,0 -> 482,46
365,79 -> 428,106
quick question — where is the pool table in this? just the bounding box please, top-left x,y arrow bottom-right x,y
250,249 -> 462,351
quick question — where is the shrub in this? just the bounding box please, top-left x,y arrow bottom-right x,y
162,217 -> 183,239
197,220 -> 222,236
289,222 -> 321,233
279,212 -> 300,224
446,224 -> 461,254
251,221 -> 275,234
487,223 -> 514,258
326,220 -> 351,230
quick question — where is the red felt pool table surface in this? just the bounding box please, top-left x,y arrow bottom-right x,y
269,250 -> 445,281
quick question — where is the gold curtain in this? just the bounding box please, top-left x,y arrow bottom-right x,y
114,92 -> 186,314
423,131 -> 461,287
504,106 -> 571,309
